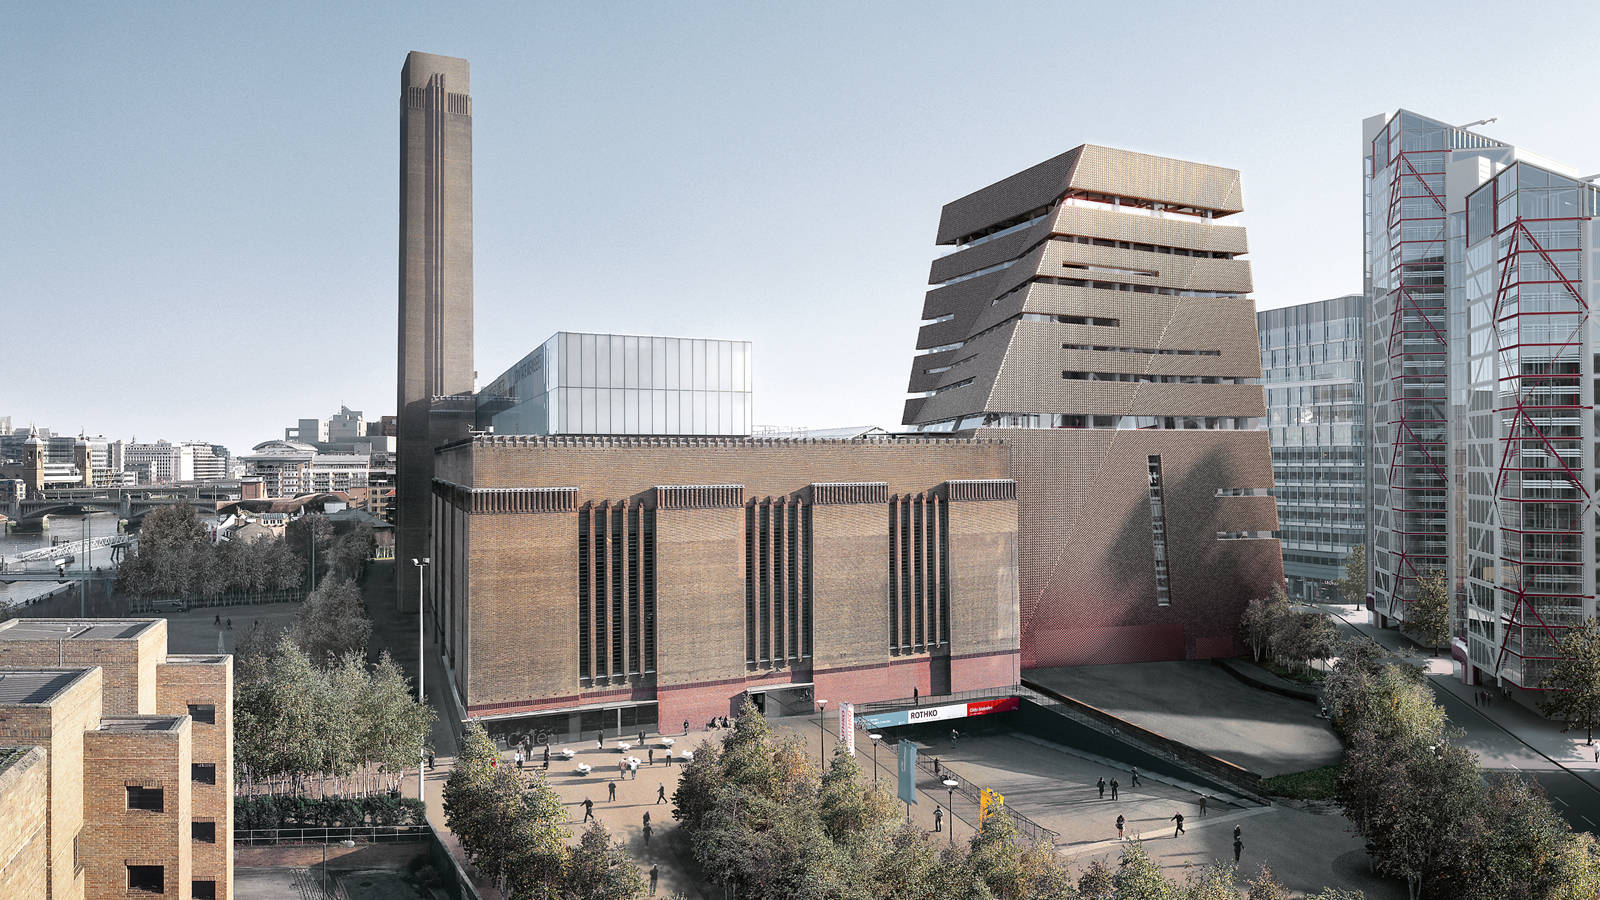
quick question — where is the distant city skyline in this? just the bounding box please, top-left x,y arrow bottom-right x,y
8,1 -> 1600,452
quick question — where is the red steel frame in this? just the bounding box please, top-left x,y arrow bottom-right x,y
1373,140 -> 1451,618
1484,182 -> 1593,685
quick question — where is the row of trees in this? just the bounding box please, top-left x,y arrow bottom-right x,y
1325,645 -> 1600,900
444,722 -> 647,899
670,702 -> 1357,900
234,634 -> 434,797
1330,545 -> 1451,651
1240,587 -> 1341,673
116,506 -> 376,599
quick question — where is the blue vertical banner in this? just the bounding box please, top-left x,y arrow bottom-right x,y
897,740 -> 918,806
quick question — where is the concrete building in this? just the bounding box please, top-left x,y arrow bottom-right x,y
397,51 -> 476,612
1363,111 -> 1600,694
430,435 -> 1019,737
0,618 -> 232,899
476,332 -> 754,436
901,144 -> 1282,667
1258,296 -> 1366,600
239,441 -> 371,499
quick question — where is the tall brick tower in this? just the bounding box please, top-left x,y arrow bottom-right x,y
397,51 -> 475,611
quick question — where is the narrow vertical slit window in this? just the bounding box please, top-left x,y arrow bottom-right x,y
577,508 -> 591,681
1148,455 -> 1172,606
745,504 -> 757,664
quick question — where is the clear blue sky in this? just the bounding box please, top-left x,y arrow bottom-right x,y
6,0 -> 1600,454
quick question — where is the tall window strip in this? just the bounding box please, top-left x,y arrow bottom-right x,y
578,502 -> 656,683
745,497 -> 812,668
1147,456 -> 1172,606
888,494 -> 950,653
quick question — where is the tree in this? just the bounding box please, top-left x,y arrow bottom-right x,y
290,576 -> 372,663
116,505 -> 212,597
1179,862 -> 1239,900
564,822 -> 646,900
965,810 -> 1077,900
1401,569 -> 1450,651
1540,618 -> 1600,745
1076,859 -> 1113,899
1241,588 -> 1289,662
1110,841 -> 1175,900
1244,867 -> 1292,900
1335,544 -> 1367,607
286,513 -> 335,586
444,722 -> 568,896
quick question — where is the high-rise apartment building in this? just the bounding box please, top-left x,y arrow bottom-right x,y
0,619 -> 233,899
1363,110 -> 1600,695
1258,296 -> 1366,600
476,332 -> 754,436
902,144 -> 1281,667
397,51 -> 475,612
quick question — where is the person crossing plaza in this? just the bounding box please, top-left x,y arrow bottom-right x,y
608,780 -> 616,802
1170,812 -> 1185,837
582,797 -> 594,822
1116,815 -> 1125,840
933,805 -> 943,832
1110,778 -> 1119,800
657,783 -> 667,804
1097,776 -> 1105,799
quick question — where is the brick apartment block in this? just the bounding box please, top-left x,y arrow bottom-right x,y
429,435 -> 1022,740
0,619 -> 232,899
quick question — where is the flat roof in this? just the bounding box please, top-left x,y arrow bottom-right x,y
0,669 -> 95,705
165,654 -> 228,665
97,715 -> 185,734
0,620 -> 159,642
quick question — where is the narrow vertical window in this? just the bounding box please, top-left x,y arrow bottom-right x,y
745,504 -> 757,664
1148,455 -> 1172,606
577,508 -> 591,681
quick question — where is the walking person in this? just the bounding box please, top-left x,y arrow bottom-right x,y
1170,812 -> 1185,837
648,748 -> 655,766
543,746 -> 550,769
639,729 -> 646,746
934,805 -> 944,832
1130,767 -> 1141,788
582,797 -> 594,822
683,719 -> 690,735
1110,778 -> 1119,800
619,759 -> 627,779
642,822 -> 653,846
649,864 -> 659,896
1234,824 -> 1242,843
608,780 -> 617,802
643,811 -> 651,828
597,730 -> 605,749
1097,777 -> 1106,799
1198,795 -> 1208,817
913,686 -> 919,706
1116,814 -> 1125,840
656,783 -> 667,804
427,750 -> 436,771
1233,835 -> 1243,863
950,729 -> 958,748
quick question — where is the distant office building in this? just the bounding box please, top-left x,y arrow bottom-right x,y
1258,296 -> 1366,600
0,618 -> 232,900
431,435 -> 1019,734
1363,111 -> 1600,693
476,332 -> 753,436
397,51 -> 476,612
901,144 -> 1281,667
284,418 -> 328,444
327,406 -> 365,442
124,441 -> 179,485
240,441 -> 371,498
176,443 -> 230,483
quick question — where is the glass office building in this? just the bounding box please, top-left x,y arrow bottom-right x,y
1364,109 -> 1600,696
476,332 -> 753,436
1258,295 -> 1365,600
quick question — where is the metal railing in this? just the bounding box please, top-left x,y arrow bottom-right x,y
234,824 -> 432,846
913,754 -> 1058,846
128,587 -> 306,613
855,684 -> 1022,716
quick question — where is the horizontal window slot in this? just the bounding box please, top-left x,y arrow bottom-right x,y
1063,343 -> 1221,357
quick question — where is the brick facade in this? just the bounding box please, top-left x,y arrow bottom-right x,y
430,436 -> 1020,734
0,747 -> 49,900
0,619 -> 232,899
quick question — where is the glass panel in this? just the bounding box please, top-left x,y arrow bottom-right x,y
610,389 -> 625,434
625,336 -> 640,389
665,340 -> 680,390
611,335 -> 626,387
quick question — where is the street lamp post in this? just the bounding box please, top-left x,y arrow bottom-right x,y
943,779 -> 958,845
816,699 -> 828,771
869,733 -> 882,784
412,557 -> 431,803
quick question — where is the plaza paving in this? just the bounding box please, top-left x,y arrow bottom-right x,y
1027,661 -> 1342,776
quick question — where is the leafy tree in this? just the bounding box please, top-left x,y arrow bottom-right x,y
1274,609 -> 1342,672
1076,858 -> 1114,900
1179,862 -> 1239,900
818,744 -> 897,846
1244,867 -> 1292,900
965,810 -> 1077,900
1335,544 -> 1367,607
1110,841 -> 1175,900
1241,588 -> 1289,662
564,822 -> 646,900
1540,618 -> 1600,745
117,505 -> 212,597
286,513 -> 335,586
444,722 -> 568,896
290,575 -> 372,663
1402,569 -> 1451,651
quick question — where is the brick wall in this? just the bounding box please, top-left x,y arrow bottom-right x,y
82,721 -> 191,900
157,658 -> 233,899
0,669 -> 101,900
0,747 -> 48,900
0,620 -> 167,715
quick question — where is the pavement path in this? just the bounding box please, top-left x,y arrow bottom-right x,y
1326,603 -> 1600,835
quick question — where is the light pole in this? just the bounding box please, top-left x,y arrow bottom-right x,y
81,510 -> 91,616
943,779 -> 958,845
869,733 -> 882,784
412,557 -> 431,803
816,699 -> 828,771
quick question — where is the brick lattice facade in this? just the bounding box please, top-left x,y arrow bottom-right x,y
430,436 -> 1021,732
